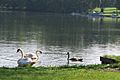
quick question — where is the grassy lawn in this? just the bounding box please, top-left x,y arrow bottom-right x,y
0,65 -> 120,80
103,55 -> 120,62
93,7 -> 119,13
92,7 -> 120,17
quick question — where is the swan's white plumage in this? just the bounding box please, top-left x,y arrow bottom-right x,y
17,58 -> 32,66
24,50 -> 42,63
17,49 -> 42,67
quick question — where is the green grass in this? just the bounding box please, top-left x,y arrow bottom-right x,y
93,7 -> 117,13
103,55 -> 120,62
92,7 -> 120,17
0,65 -> 120,80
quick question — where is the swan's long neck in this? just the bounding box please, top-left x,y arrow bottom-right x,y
17,49 -> 24,58
67,52 -> 70,64
67,52 -> 70,60
35,50 -> 42,60
21,50 -> 24,58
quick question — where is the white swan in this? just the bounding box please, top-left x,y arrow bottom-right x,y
25,50 -> 42,64
17,57 -> 33,67
17,49 -> 33,67
17,49 -> 25,58
17,49 -> 42,66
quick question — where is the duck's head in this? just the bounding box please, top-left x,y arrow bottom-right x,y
67,52 -> 69,55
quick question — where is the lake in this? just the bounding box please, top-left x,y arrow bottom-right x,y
0,11 -> 120,67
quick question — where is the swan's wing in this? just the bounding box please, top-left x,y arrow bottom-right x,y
26,53 -> 38,59
17,58 -> 32,65
25,53 -> 34,57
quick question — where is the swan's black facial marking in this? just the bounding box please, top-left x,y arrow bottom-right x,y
39,51 -> 42,54
17,49 -> 21,52
31,58 -> 37,60
36,50 -> 42,54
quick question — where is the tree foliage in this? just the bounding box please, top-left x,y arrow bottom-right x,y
0,0 -> 119,13
116,0 -> 120,9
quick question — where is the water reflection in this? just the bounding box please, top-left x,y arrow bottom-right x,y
0,11 -> 120,67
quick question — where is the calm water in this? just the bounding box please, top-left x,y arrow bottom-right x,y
0,11 -> 120,67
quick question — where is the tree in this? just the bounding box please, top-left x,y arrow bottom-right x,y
116,0 -> 120,9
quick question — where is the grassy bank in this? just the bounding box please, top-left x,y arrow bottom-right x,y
103,55 -> 120,62
92,7 -> 120,17
93,7 -> 120,13
0,64 -> 120,80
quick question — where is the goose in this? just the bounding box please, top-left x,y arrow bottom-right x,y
67,52 -> 83,62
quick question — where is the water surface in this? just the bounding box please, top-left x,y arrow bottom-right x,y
0,11 -> 120,67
